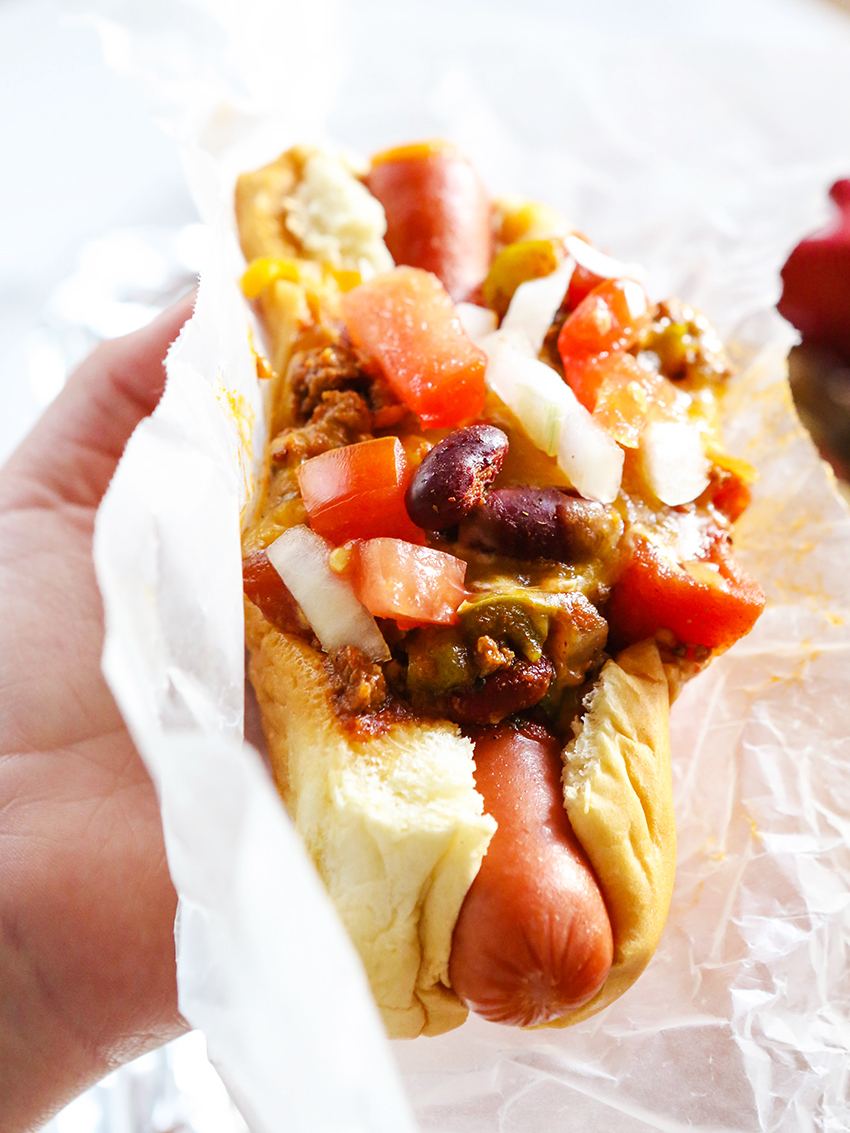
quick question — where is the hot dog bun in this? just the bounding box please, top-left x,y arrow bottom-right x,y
235,145 -> 393,384
552,639 -> 676,1026
246,594 -> 674,1035
246,599 -> 673,1036
245,601 -> 496,1038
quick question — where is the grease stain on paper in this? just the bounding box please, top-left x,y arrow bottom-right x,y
214,378 -> 256,508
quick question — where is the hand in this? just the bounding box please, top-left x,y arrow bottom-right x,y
0,294 -> 195,1132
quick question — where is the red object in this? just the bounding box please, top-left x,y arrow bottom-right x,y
242,549 -> 304,634
449,726 -> 613,1027
779,180 -> 850,360
566,262 -> 605,309
346,537 -> 468,627
297,436 -> 423,545
590,354 -> 678,447
341,267 -> 487,428
710,471 -> 752,524
557,278 -> 651,411
365,140 -> 492,302
607,534 -> 766,652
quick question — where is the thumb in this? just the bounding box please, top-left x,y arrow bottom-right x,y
1,291 -> 196,513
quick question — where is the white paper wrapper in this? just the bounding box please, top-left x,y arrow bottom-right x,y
86,0 -> 850,1129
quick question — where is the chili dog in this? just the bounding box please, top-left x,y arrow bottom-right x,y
236,141 -> 764,1037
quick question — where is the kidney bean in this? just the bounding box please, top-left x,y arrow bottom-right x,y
405,425 -> 509,530
447,655 -> 553,725
457,486 -> 622,563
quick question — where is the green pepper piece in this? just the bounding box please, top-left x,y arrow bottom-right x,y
458,593 -> 551,662
406,627 -> 475,698
481,239 -> 563,319
648,321 -> 692,378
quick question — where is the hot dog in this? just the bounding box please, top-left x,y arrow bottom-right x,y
364,140 -> 492,302
236,142 -> 764,1037
449,724 -> 614,1027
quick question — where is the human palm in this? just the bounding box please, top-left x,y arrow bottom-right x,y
0,296 -> 194,1131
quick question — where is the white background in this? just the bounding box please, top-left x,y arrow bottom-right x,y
0,0 -> 196,464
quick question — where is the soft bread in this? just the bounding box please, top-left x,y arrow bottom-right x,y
235,148 -> 313,381
235,148 -> 305,263
245,601 -> 496,1038
549,639 -> 676,1027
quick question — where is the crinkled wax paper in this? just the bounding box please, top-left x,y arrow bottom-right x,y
86,0 -> 850,1129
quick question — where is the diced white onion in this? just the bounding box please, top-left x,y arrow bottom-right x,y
266,526 -> 390,662
500,258 -> 574,354
556,400 -> 625,505
565,235 -> 647,287
640,420 -> 711,507
482,334 -> 623,503
455,301 -> 498,345
483,336 -> 565,454
621,278 -> 649,320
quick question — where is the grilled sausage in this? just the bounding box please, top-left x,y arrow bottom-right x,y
449,724 -> 613,1027
365,140 -> 492,301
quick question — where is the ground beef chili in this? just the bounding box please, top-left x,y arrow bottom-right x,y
289,340 -> 406,428
289,342 -> 367,421
243,221 -> 762,741
326,645 -> 388,715
270,389 -> 373,463
630,298 -> 732,386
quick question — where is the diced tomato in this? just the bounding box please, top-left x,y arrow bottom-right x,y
242,549 -> 304,634
297,436 -> 423,545
558,355 -> 606,415
606,534 -> 765,652
557,278 -> 651,411
710,471 -> 753,523
341,267 -> 487,428
703,446 -> 758,523
566,262 -> 605,309
591,355 -> 681,447
559,278 -> 651,363
344,538 -> 468,627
